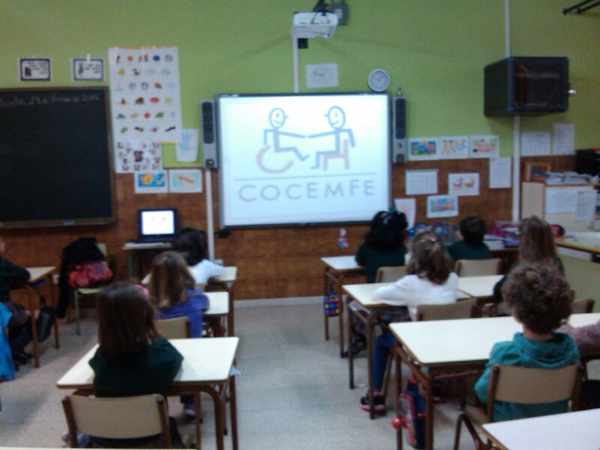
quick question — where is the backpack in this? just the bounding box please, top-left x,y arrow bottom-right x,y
68,261 -> 113,288
323,290 -> 340,317
394,373 -> 426,449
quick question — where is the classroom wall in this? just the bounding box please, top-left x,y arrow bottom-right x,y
1,1 -> 598,299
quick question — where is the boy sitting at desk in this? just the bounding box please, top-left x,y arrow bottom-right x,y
447,216 -> 492,262
0,237 -> 32,368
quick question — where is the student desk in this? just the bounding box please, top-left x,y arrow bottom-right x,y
122,241 -> 172,279
343,282 -> 470,419
481,409 -> 600,450
321,256 -> 365,357
558,236 -> 600,261
15,267 -> 60,368
57,337 -> 239,450
389,313 -> 600,450
143,267 -> 238,336
457,275 -> 503,300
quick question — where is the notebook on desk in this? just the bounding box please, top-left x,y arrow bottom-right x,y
135,208 -> 178,243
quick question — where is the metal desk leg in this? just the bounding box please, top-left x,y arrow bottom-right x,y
367,314 -> 376,420
229,375 -> 239,450
204,386 -> 226,450
348,301 -> 355,389
337,275 -> 346,358
395,348 -> 404,450
425,375 -> 434,450
323,269 -> 330,341
227,283 -> 235,337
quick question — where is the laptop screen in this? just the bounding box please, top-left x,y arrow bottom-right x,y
139,209 -> 177,239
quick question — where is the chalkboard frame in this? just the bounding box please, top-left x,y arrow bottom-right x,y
0,86 -> 116,229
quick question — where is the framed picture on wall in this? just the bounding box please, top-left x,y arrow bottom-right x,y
19,58 -> 51,81
72,58 -> 104,81
525,162 -> 551,182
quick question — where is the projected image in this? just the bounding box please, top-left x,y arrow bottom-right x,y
258,105 -> 356,173
219,94 -> 390,226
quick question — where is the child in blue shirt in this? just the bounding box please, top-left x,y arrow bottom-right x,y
475,263 -> 579,421
149,251 -> 209,419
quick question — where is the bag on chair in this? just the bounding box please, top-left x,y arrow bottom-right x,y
68,261 -> 113,288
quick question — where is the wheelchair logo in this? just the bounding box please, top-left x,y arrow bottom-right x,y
257,106 -> 356,174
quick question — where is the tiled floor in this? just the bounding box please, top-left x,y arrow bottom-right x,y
0,301 -> 479,449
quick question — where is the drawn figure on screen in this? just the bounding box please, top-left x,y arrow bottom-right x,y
309,106 -> 355,171
257,107 -> 307,174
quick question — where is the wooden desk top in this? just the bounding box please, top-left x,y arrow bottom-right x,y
27,266 -> 56,283
343,281 -> 470,308
205,291 -> 229,316
482,409 -> 600,450
321,255 -> 363,272
558,238 -> 600,254
457,275 -> 503,298
57,337 -> 239,389
390,313 -> 600,366
142,266 -> 237,286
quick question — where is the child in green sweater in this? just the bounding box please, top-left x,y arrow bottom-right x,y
475,263 -> 579,421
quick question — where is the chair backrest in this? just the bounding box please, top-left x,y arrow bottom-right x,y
156,316 -> 190,339
572,298 -> 594,314
487,364 -> 579,421
455,258 -> 501,277
62,394 -> 171,447
416,298 -> 477,321
376,266 -> 407,283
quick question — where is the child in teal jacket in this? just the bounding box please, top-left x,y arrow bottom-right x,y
475,263 -> 579,422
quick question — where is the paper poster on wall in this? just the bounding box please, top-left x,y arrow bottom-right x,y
134,170 -> 168,194
405,169 -> 438,195
408,138 -> 438,161
576,191 -> 597,222
489,157 -> 512,189
521,131 -> 551,157
176,129 -> 199,162
109,46 -> 183,172
114,140 -> 162,173
427,195 -> 459,218
394,198 -> 416,228
448,173 -> 480,196
438,136 -> 469,159
305,63 -> 339,89
470,135 -> 499,158
168,169 -> 203,193
553,123 -> 575,155
72,58 -> 104,81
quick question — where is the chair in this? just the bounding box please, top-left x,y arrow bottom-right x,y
72,242 -> 114,336
455,258 -> 501,277
572,298 -> 594,314
453,364 -> 580,450
156,316 -> 190,339
416,298 -> 478,321
375,266 -> 407,283
62,394 -> 172,448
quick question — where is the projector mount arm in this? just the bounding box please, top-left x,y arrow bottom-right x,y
563,0 -> 600,14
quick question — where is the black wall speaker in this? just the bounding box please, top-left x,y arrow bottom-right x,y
200,100 -> 217,168
391,96 -> 407,164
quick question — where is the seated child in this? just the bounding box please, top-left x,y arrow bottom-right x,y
149,251 -> 209,419
0,237 -> 32,365
355,211 -> 408,283
475,263 -> 578,421
447,216 -> 492,261
361,231 -> 458,413
172,227 -> 225,286
89,282 -> 183,446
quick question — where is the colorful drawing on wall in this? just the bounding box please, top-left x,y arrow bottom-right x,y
19,58 -> 51,81
72,58 -> 104,81
109,46 -> 183,173
438,136 -> 469,159
408,138 -> 438,161
470,135 -> 499,158
115,140 -> 162,173
134,170 -> 168,194
448,173 -> 480,196
168,169 -> 202,193
426,195 -> 459,218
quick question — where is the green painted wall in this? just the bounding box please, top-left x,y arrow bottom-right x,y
0,0 -> 598,157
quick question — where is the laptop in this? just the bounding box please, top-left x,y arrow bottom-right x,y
136,208 -> 178,243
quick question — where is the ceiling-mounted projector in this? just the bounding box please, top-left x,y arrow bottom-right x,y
292,12 -> 338,39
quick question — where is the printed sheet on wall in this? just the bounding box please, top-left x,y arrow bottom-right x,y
108,46 -> 183,173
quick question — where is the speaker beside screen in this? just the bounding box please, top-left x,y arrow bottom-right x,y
391,96 -> 406,164
200,100 -> 218,168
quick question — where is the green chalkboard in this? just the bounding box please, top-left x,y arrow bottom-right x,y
0,87 -> 114,228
